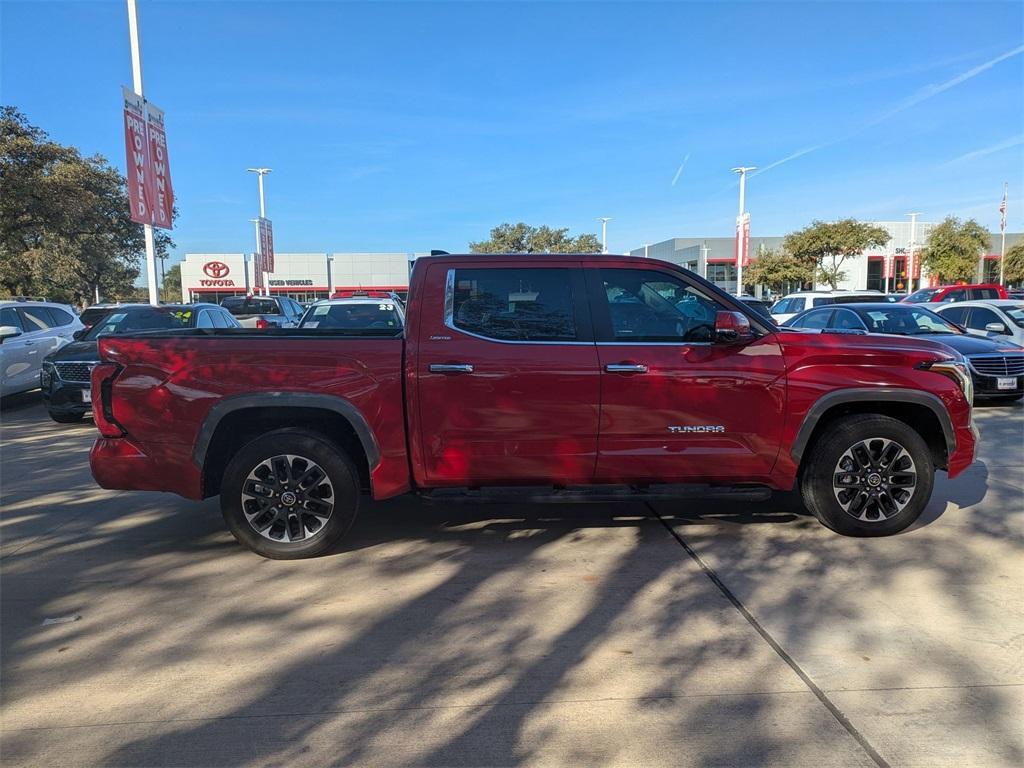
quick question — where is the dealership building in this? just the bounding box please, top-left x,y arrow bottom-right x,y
629,222 -> 1022,296
179,252 -> 424,303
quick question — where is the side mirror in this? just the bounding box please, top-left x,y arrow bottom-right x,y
0,325 -> 22,343
985,322 -> 1008,334
73,328 -> 87,341
714,310 -> 752,344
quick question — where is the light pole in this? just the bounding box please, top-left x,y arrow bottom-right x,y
999,183 -> 1008,286
126,0 -> 159,306
906,212 -> 920,295
597,217 -> 611,254
325,253 -> 334,299
247,168 -> 272,295
732,166 -> 756,294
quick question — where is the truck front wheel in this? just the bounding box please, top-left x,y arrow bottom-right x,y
220,429 -> 360,559
801,414 -> 934,537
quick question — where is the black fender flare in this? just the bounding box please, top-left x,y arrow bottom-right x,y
192,392 -> 381,470
790,388 -> 956,464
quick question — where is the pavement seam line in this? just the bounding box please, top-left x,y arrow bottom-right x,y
646,503 -> 891,768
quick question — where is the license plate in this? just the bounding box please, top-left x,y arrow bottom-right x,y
82,389 -> 92,403
997,377 -> 1017,391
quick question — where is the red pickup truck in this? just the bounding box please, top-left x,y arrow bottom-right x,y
89,254 -> 978,558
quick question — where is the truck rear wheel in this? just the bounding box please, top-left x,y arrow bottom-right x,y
220,429 -> 360,559
800,414 -> 934,537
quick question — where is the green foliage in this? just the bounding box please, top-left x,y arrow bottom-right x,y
0,106 -> 173,306
469,222 -> 602,254
1001,241 -> 1024,285
745,249 -> 814,292
919,216 -> 990,283
783,219 -> 890,290
160,262 -> 182,302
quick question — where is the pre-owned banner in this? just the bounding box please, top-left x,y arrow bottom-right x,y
144,102 -> 175,230
257,218 -> 275,273
122,87 -> 152,226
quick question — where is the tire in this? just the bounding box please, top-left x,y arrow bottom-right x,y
48,410 -> 84,423
219,428 -> 361,559
800,414 -> 934,537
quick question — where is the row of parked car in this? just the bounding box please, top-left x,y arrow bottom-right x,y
0,292 -> 406,423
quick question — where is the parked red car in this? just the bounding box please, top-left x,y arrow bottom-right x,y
903,284 -> 1007,304
89,253 -> 978,558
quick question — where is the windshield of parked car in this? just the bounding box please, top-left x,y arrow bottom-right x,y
83,308 -> 192,339
299,301 -> 402,330
80,306 -> 115,326
221,297 -> 279,315
856,306 -> 962,335
905,288 -> 939,303
1002,305 -> 1024,328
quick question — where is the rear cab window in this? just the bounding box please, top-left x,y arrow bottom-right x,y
301,302 -> 403,331
448,267 -> 578,342
222,297 -> 278,316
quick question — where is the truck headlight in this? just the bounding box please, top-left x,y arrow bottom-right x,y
918,358 -> 974,404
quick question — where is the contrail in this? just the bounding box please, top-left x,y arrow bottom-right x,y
943,134 -> 1024,166
671,153 -> 690,186
755,43 -> 1024,177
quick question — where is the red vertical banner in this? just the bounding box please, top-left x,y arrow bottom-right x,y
742,213 -> 751,267
736,213 -> 751,267
145,102 -> 174,229
122,87 -> 152,225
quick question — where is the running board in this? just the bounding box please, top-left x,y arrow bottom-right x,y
418,484 -> 772,504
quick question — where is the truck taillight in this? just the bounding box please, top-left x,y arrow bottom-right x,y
91,362 -> 126,437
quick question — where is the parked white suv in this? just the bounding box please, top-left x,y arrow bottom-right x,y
934,300 -> 1024,346
0,300 -> 84,397
770,290 -> 885,324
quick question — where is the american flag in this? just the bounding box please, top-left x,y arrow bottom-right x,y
1000,184 -> 1007,232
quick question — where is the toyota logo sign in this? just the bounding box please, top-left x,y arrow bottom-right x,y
203,261 -> 230,278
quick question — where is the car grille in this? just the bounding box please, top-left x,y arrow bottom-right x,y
54,361 -> 97,383
969,355 -> 1024,377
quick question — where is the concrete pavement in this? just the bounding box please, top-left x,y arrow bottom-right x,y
1,394 -> 1021,767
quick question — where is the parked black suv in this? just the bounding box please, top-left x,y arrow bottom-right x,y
42,303 -> 239,423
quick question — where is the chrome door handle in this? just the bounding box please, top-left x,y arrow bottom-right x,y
605,363 -> 648,373
430,363 -> 474,374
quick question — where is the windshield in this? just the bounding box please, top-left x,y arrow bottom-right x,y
80,307 -> 115,326
299,302 -> 402,330
905,288 -> 939,303
222,297 -> 278,315
1003,306 -> 1024,328
857,307 -> 962,336
84,308 -> 192,339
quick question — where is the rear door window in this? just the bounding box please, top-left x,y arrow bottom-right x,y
449,268 -> 578,342
972,288 -> 1000,299
16,307 -> 51,331
943,289 -> 968,302
811,297 -> 835,307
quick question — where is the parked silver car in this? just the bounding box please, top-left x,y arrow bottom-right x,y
0,300 -> 84,397
934,300 -> 1024,347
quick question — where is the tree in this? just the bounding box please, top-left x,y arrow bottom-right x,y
469,222 -> 602,254
745,249 -> 814,292
161,263 -> 182,302
783,219 -> 890,290
0,106 -> 173,306
919,216 -> 990,284
1003,241 -> 1024,285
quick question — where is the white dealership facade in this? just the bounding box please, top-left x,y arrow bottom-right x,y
179,252 -> 425,303
630,222 -> 1021,296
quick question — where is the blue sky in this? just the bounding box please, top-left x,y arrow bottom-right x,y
2,0 -> 1023,268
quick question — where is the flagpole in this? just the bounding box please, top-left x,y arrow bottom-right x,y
999,182 -> 1008,286
126,0 -> 159,306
